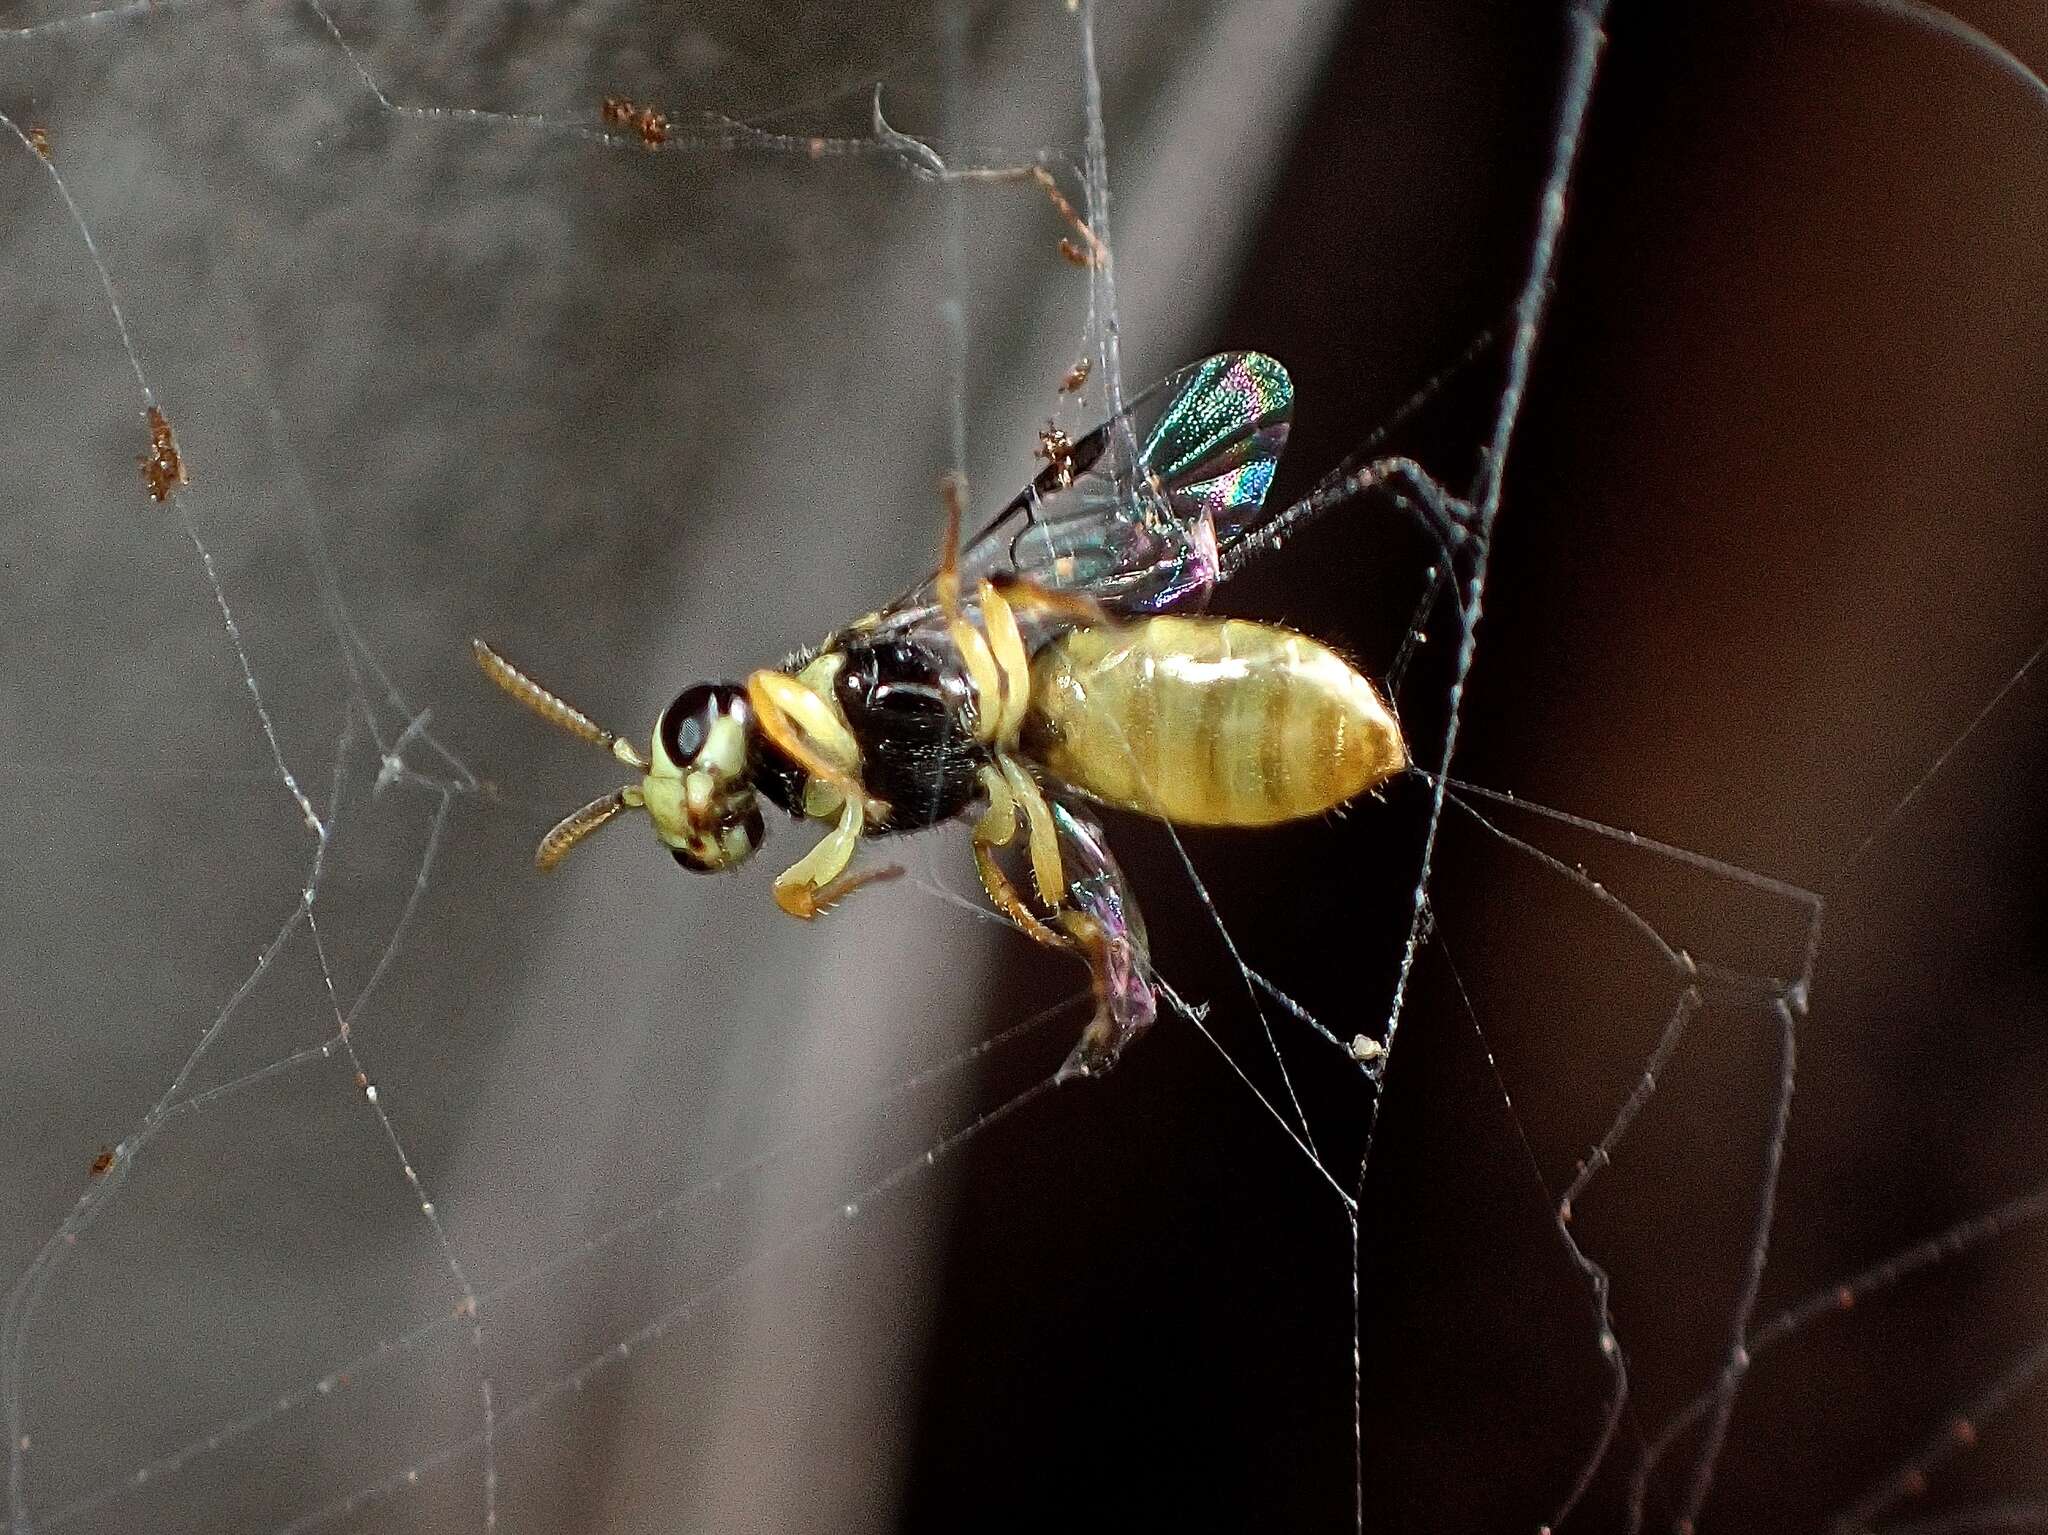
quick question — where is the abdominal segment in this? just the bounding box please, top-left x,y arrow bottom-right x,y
1024,616 -> 1407,827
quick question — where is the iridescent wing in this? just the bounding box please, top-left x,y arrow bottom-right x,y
881,352 -> 1293,633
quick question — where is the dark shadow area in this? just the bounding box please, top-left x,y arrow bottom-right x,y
903,4 -> 2048,1531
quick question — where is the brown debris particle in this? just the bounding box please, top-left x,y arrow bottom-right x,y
631,106 -> 668,149
1058,357 -> 1090,394
139,405 -> 186,503
88,1146 -> 115,1178
1035,424 -> 1076,489
598,95 -> 667,149
29,126 -> 51,160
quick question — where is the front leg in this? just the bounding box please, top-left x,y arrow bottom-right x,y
747,668 -> 889,823
773,798 -> 901,919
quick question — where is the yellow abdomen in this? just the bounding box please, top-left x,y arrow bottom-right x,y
1023,616 -> 1406,827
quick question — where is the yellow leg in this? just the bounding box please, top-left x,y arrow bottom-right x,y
747,669 -> 888,823
999,754 -> 1066,910
774,799 -> 901,919
974,763 -> 1018,846
968,773 -> 1158,1078
973,765 -> 1067,948
783,863 -> 903,919
953,625 -> 1003,745
992,575 -> 1108,632
977,579 -> 1033,744
974,844 -> 1069,950
935,474 -> 1005,744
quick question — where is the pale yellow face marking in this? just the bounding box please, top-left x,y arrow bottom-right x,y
640,772 -> 689,845
699,713 -> 749,779
685,770 -> 715,817
641,699 -> 761,866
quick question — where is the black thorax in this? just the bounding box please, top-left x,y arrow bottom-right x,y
755,635 -> 985,835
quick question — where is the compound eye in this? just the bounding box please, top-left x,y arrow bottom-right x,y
659,682 -> 744,770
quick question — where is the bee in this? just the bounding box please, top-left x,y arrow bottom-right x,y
475,353 -> 1406,1078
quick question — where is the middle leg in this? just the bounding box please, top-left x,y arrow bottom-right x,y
972,763 -> 1068,949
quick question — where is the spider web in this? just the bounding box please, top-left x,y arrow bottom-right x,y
2,2 -> 2045,1532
